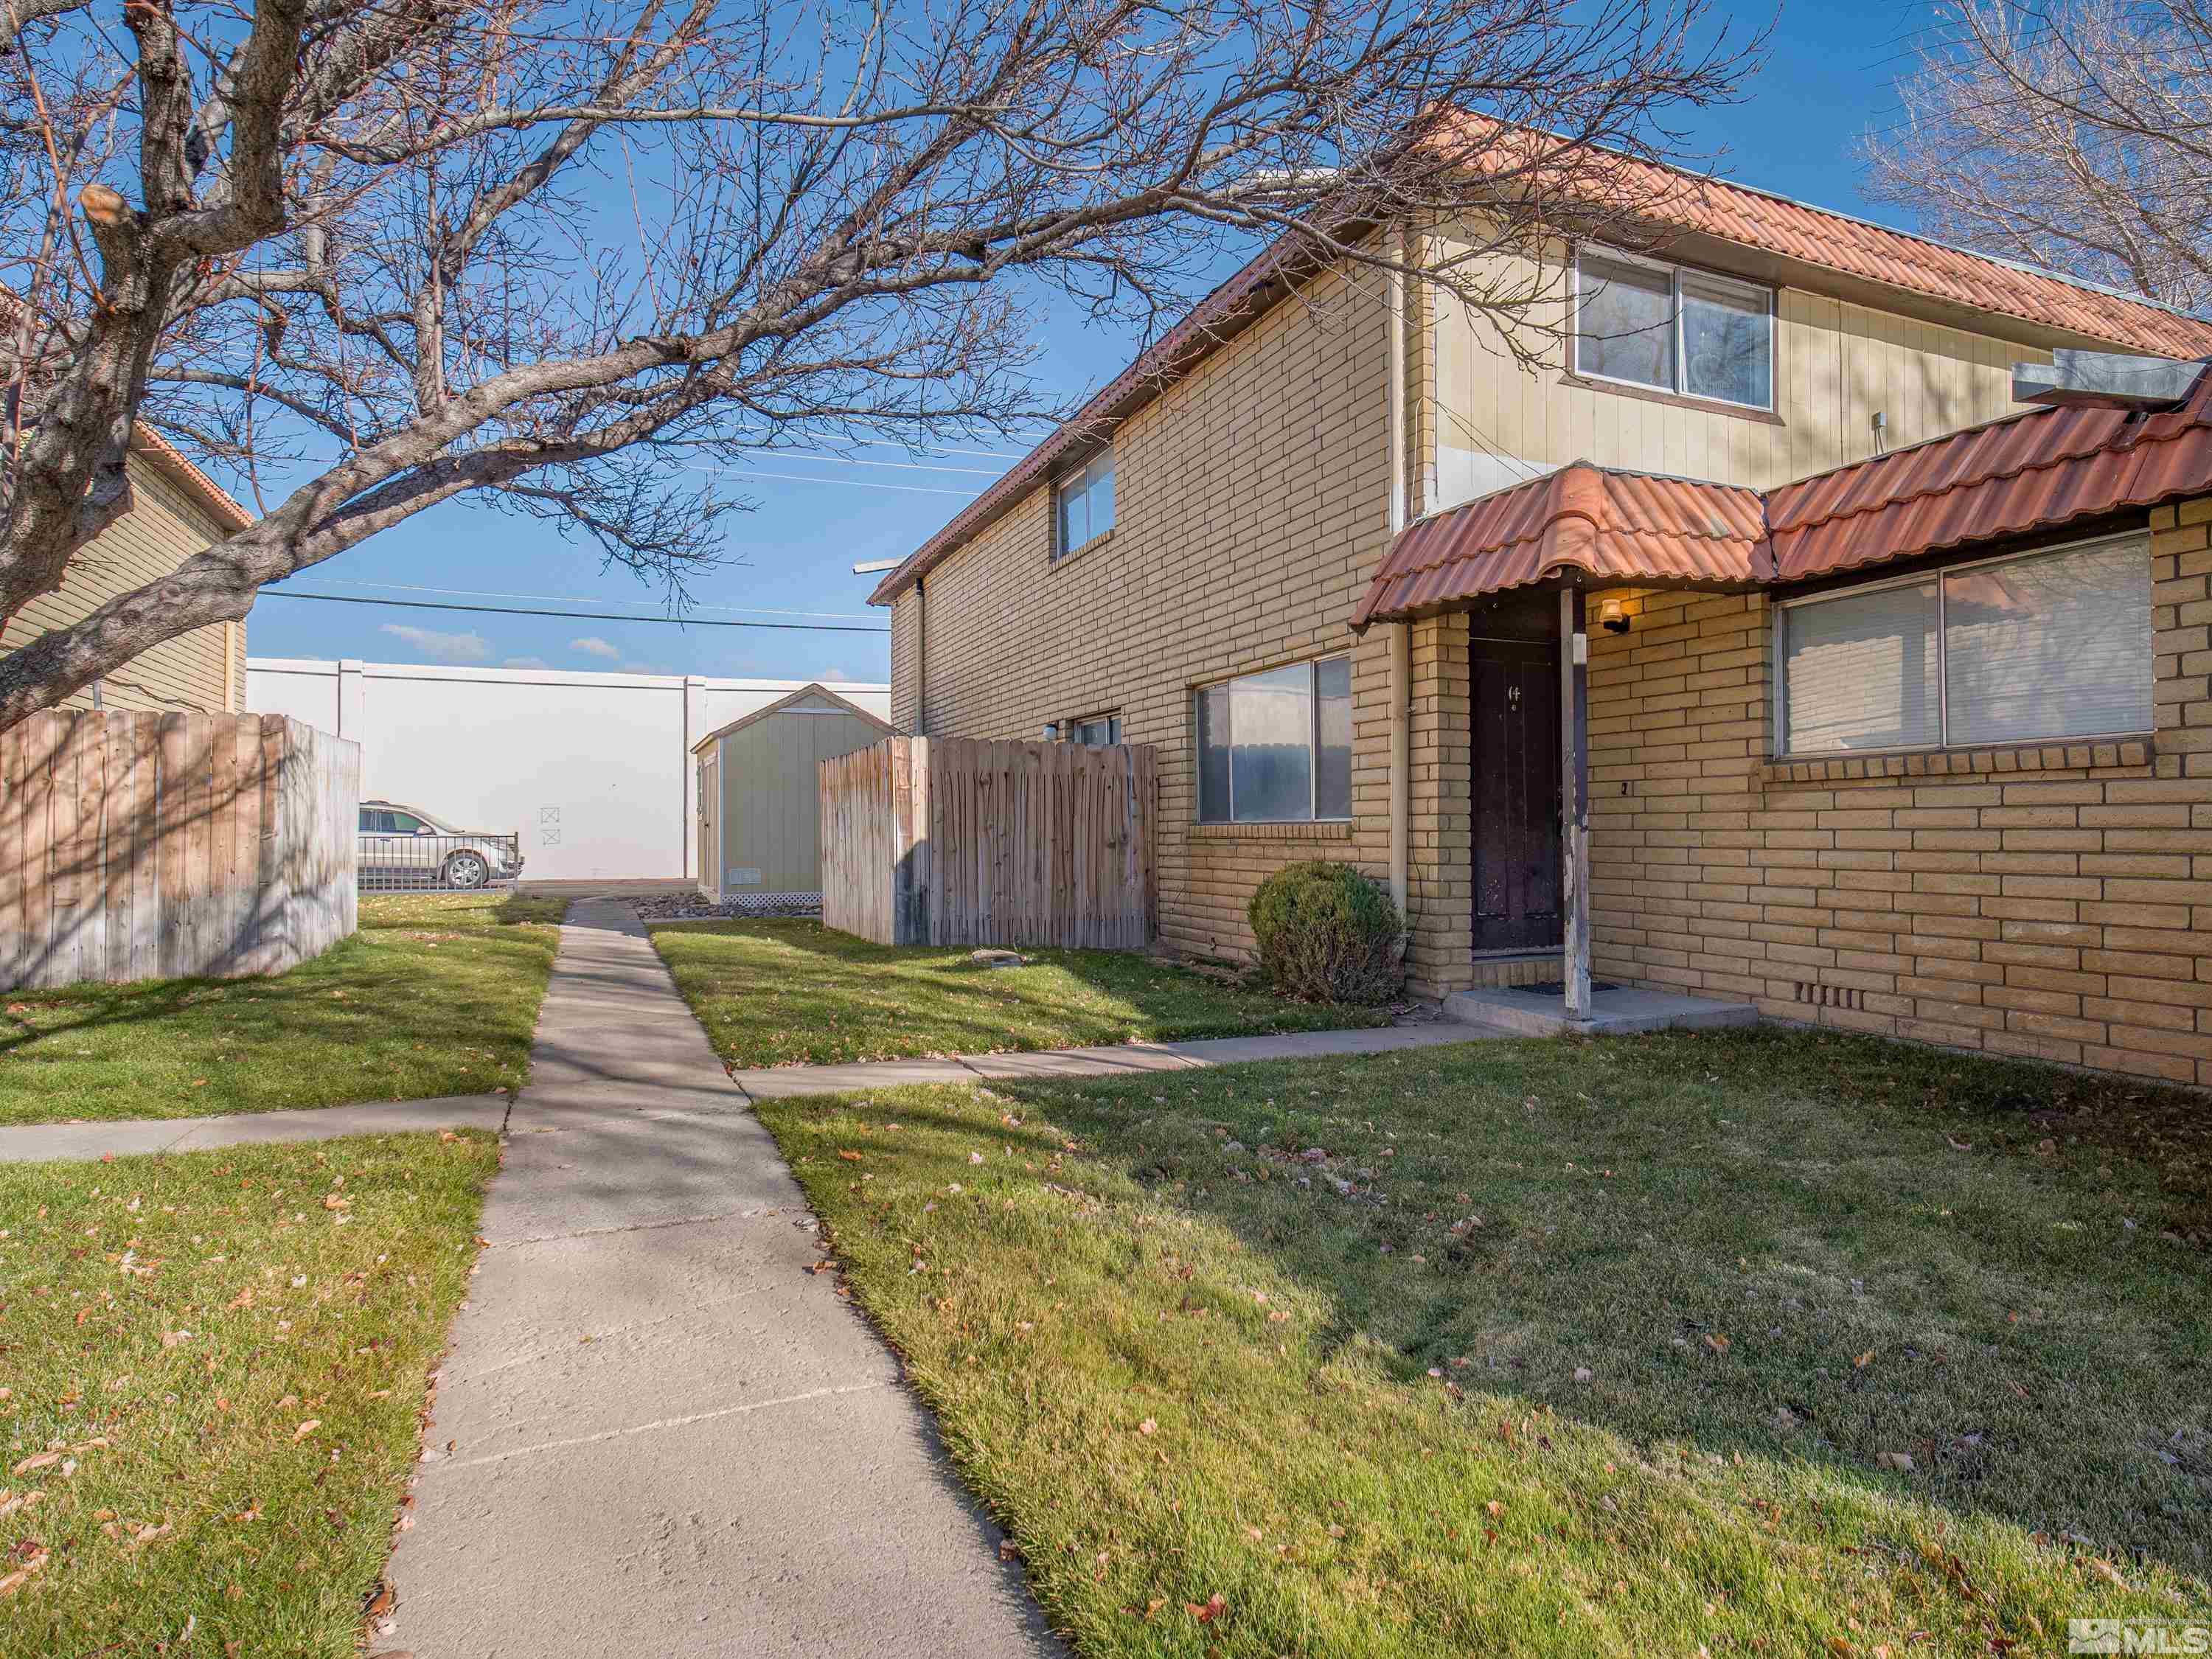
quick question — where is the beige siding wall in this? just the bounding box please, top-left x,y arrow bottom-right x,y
0,453 -> 243,714
890,262 -> 1402,962
1430,232 -> 2049,508
1585,504 -> 2212,1085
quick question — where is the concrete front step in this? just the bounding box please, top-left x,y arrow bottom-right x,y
1441,983 -> 1759,1037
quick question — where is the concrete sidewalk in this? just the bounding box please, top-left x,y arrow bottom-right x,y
381,900 -> 1060,1658
0,1093 -> 512,1164
0,1012 -> 1506,1166
725,1018 -> 1501,1099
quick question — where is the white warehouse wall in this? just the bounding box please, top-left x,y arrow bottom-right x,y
248,658 -> 891,882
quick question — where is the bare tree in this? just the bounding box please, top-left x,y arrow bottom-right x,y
1,0 -> 1756,731
1864,0 -> 2212,313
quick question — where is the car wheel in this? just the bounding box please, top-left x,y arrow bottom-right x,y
443,850 -> 491,890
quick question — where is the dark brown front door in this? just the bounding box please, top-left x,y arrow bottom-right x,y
1472,639 -> 1563,952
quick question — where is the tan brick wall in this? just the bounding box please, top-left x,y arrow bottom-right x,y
1587,506 -> 2212,1084
888,261 -> 1461,964
0,453 -> 241,714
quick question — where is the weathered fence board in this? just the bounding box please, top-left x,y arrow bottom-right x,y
821,736 -> 1155,949
0,710 -> 358,990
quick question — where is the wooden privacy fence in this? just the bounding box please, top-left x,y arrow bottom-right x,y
0,710 -> 359,990
821,737 -> 1156,948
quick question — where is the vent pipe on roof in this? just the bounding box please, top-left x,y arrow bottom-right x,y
2012,349 -> 2205,411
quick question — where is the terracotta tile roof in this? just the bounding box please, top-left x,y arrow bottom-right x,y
1349,465 -> 1764,626
1766,369 -> 2212,580
131,424 -> 254,533
1353,364 -> 2212,623
1438,119 -> 2212,362
875,134 -> 2212,608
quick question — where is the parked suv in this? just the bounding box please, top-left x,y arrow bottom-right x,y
358,800 -> 525,891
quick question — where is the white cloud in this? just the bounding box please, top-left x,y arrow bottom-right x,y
380,622 -> 491,663
569,636 -> 620,658
502,655 -> 551,670
819,666 -> 857,682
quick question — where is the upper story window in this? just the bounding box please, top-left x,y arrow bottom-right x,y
1195,655 -> 1352,824
1776,532 -> 2152,757
1573,249 -> 1774,411
1054,448 -> 1116,559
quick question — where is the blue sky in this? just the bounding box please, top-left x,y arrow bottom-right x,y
246,2 -> 1939,685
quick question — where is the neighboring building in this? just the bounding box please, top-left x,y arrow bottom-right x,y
692,683 -> 894,903
0,426 -> 251,712
248,657 -> 891,883
869,155 -> 2212,1085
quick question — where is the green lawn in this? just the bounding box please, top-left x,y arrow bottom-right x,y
647,919 -> 1394,1068
0,893 -> 564,1126
759,1026 -> 2212,1657
0,1131 -> 498,1656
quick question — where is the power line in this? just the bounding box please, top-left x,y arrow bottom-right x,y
725,467 -> 982,497
259,590 -> 890,633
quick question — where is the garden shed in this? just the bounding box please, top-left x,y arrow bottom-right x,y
691,683 -> 894,906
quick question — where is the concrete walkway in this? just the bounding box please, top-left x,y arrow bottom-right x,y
0,913 -> 1517,1650
382,900 -> 1057,1657
0,1006 -> 1503,1165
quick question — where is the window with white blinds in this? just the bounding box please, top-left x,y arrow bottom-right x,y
1778,533 -> 2152,756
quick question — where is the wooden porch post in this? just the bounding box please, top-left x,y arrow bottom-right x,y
1559,588 -> 1592,1017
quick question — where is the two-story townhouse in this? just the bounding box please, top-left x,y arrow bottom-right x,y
1,425 -> 253,714
869,153 -> 2212,1085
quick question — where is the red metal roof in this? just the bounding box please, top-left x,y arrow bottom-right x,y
1349,465 -> 1764,626
1353,366 -> 2212,624
1766,369 -> 2212,579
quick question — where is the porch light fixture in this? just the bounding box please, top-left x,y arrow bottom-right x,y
1596,598 -> 1631,634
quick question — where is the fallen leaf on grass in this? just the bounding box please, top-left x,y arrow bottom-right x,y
292,1420 -> 321,1441
1877,1452 -> 1914,1472
1186,1593 -> 1226,1624
1137,1419 -> 1156,1436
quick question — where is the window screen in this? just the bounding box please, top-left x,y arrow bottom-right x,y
1943,540 -> 2152,744
1681,274 -> 1770,407
1782,580 -> 1940,754
1575,254 -> 1674,392
1054,450 -> 1116,557
1576,251 -> 1773,410
1780,535 -> 2151,756
1195,655 -> 1354,823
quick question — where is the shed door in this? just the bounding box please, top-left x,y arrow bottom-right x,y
1471,639 -> 1563,953
698,751 -> 720,892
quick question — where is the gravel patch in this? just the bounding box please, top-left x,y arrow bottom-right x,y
633,893 -> 823,922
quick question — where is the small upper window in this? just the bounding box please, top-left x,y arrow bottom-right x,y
1574,250 -> 1773,410
1054,449 -> 1116,558
1777,532 -> 2152,756
1044,712 -> 1122,745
